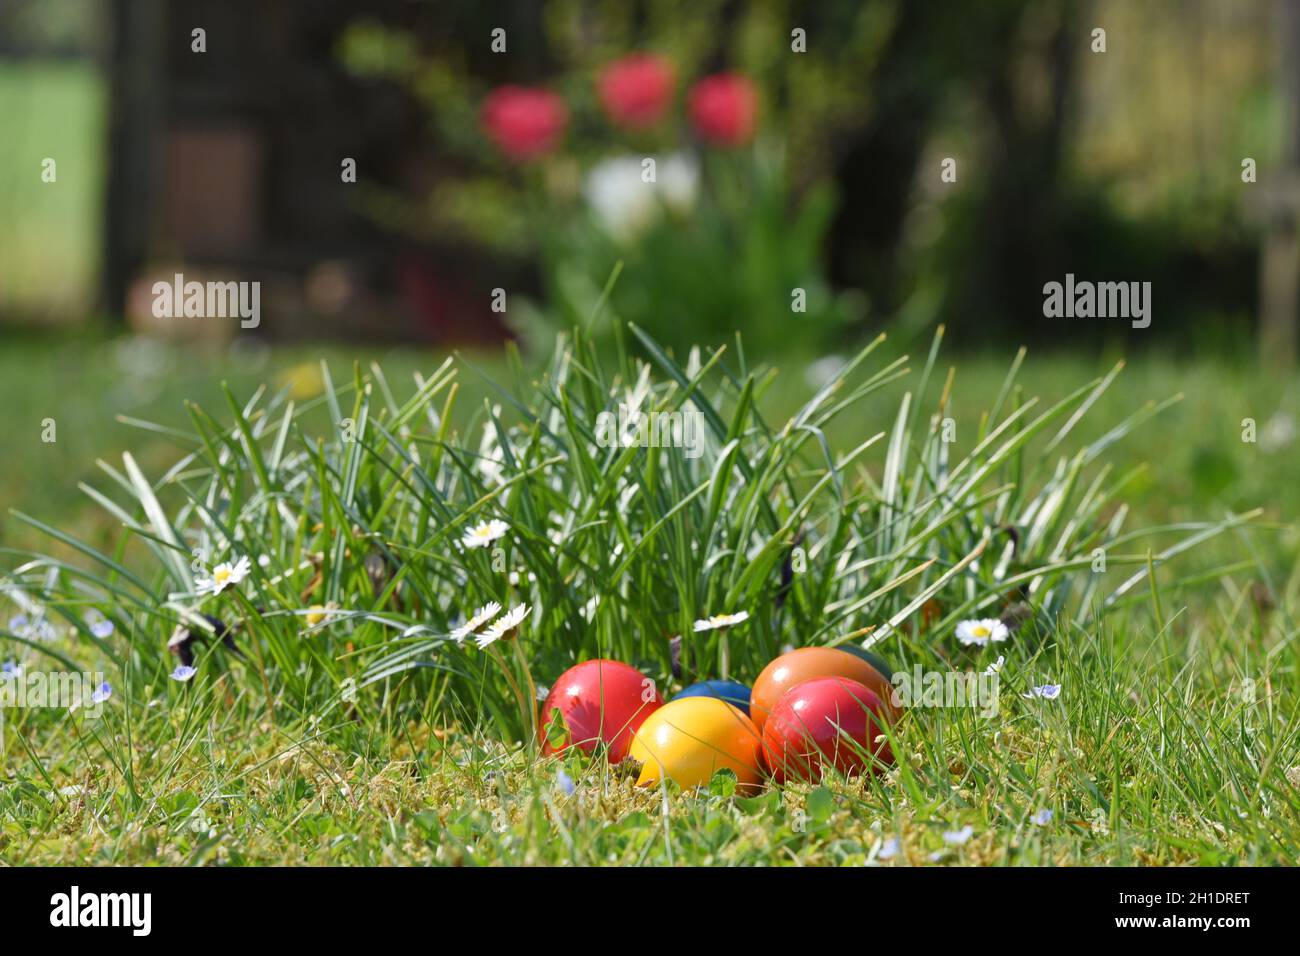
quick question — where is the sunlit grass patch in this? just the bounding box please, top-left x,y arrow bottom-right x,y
1,318 -> 1296,865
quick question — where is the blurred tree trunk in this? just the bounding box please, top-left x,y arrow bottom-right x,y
1261,0 -> 1300,368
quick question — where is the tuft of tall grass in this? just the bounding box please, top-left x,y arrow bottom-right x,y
2,319 -> 1257,748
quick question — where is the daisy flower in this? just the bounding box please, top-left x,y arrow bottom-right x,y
461,519 -> 509,550
171,665 -> 197,682
450,602 -> 501,643
475,602 -> 530,649
955,618 -> 1009,647
1024,683 -> 1061,700
693,610 -> 750,633
195,555 -> 251,596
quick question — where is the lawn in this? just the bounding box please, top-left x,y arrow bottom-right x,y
1,327 -> 1297,865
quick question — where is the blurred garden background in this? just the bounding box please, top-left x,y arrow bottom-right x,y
1,0 -> 1296,562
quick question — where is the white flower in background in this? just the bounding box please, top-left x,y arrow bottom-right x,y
196,555 -> 251,596
956,618 -> 1009,647
943,825 -> 975,845
84,610 -> 114,639
450,602 -> 501,643
876,837 -> 901,861
693,611 -> 750,633
586,157 -> 658,241
9,614 -> 58,641
462,519 -> 509,550
1024,683 -> 1061,700
475,603 -> 531,649
585,153 -> 699,242
579,595 -> 600,622
985,655 -> 1005,675
658,153 -> 700,214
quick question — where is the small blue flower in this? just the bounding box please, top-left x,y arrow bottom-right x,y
1023,683 -> 1061,700
1030,809 -> 1053,826
171,665 -> 197,683
557,770 -> 575,796
1,661 -> 22,679
943,825 -> 975,845
90,619 -> 115,639
91,682 -> 112,704
877,837 -> 901,860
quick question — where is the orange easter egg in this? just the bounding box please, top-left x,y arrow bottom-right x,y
750,646 -> 898,734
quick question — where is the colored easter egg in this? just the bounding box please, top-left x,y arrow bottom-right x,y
750,646 -> 898,733
673,679 -> 753,715
761,676 -> 894,784
630,697 -> 763,790
540,659 -> 662,763
838,646 -> 895,681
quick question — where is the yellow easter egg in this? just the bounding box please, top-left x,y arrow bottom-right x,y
630,696 -> 763,791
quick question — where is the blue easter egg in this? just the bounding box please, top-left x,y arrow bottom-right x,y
674,679 -> 753,715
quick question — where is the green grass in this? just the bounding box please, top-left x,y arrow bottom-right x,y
1,326 -> 1297,865
0,61 -> 105,319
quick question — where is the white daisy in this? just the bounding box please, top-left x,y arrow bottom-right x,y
450,602 -> 501,643
955,618 -> 1009,647
461,519 -> 509,550
195,555 -> 251,595
475,602 -> 530,649
693,611 -> 750,633
1024,683 -> 1061,700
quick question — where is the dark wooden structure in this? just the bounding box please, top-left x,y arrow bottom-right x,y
103,0 -> 502,343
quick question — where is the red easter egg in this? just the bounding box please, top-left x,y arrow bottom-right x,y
540,659 -> 662,763
750,646 -> 898,733
761,676 -> 894,784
